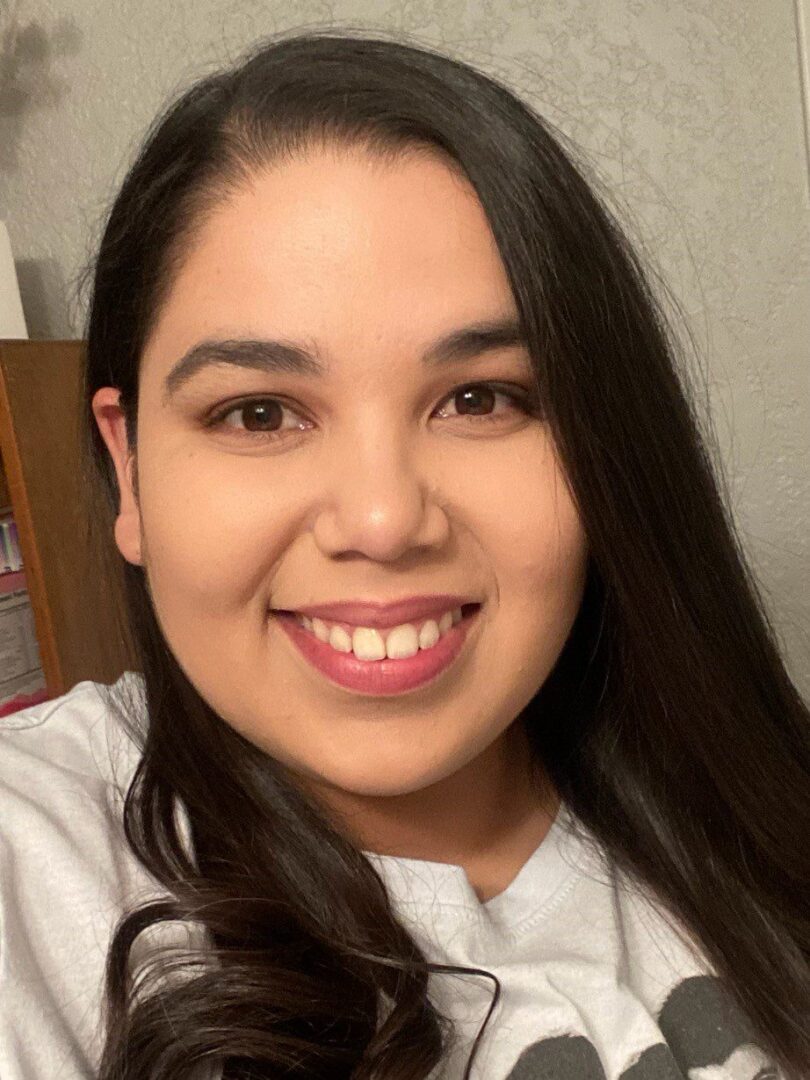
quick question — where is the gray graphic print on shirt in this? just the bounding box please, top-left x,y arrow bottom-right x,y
505,975 -> 780,1079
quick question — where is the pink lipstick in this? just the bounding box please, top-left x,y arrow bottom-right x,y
286,594 -> 475,629
272,604 -> 481,696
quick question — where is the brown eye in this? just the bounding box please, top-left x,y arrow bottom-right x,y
206,380 -> 538,445
435,382 -> 534,423
207,397 -> 311,443
453,385 -> 497,416
230,400 -> 284,432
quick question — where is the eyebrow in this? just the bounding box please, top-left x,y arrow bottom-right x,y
162,316 -> 527,403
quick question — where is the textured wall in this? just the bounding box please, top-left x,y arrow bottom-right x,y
1,0 -> 808,696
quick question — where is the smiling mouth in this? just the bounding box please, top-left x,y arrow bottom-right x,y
271,602 -> 482,696
273,602 -> 481,662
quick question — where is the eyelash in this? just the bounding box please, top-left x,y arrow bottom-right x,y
204,381 -> 540,443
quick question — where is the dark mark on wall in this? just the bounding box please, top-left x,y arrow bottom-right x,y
0,0 -> 81,172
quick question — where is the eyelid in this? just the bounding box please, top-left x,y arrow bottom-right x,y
204,392 -> 311,430
204,380 -> 540,438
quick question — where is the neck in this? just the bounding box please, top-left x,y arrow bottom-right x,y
298,718 -> 559,899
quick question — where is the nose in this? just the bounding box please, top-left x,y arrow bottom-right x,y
311,431 -> 450,563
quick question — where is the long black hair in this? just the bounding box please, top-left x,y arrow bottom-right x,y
78,27 -> 810,1079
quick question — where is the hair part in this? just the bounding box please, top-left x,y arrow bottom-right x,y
77,27 -> 810,1079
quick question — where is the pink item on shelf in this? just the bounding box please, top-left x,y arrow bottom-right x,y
0,689 -> 50,718
0,569 -> 27,595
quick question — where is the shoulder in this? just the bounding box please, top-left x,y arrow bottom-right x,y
0,673 -> 146,824
545,808 -> 718,990
0,670 -> 150,892
0,668 -> 152,890
0,673 -> 161,1078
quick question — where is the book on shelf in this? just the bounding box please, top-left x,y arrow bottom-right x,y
0,510 -> 47,711
1,510 -> 23,574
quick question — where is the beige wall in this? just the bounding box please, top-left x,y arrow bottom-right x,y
1,0 -> 808,697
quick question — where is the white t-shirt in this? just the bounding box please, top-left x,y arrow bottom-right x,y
0,675 -> 781,1079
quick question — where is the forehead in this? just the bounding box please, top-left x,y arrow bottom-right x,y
142,146 -> 517,375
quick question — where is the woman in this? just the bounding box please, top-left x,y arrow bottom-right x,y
0,28 -> 807,1080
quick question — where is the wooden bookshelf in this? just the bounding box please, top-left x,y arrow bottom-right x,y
0,340 -> 133,696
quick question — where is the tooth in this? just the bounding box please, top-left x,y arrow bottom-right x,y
385,623 -> 420,659
352,626 -> 387,661
328,625 -> 353,652
305,608 -> 462,658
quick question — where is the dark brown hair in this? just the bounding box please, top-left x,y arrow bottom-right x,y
78,27 -> 809,1079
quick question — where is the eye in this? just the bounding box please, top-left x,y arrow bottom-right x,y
206,397 -> 311,441
204,381 -> 539,443
434,382 -> 536,423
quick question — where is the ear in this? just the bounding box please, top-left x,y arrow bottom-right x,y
91,387 -> 143,566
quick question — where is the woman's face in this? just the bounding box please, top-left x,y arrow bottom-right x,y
94,145 -> 588,808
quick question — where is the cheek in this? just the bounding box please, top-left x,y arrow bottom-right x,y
461,439 -> 587,596
450,442 -> 587,694
136,445 -> 301,615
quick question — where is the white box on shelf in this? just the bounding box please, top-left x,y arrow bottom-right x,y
0,221 -> 28,339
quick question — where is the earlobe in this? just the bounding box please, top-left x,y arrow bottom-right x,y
90,387 -> 143,567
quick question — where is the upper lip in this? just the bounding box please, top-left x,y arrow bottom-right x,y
276,595 -> 478,628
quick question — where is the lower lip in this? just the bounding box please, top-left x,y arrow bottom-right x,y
272,606 -> 481,696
